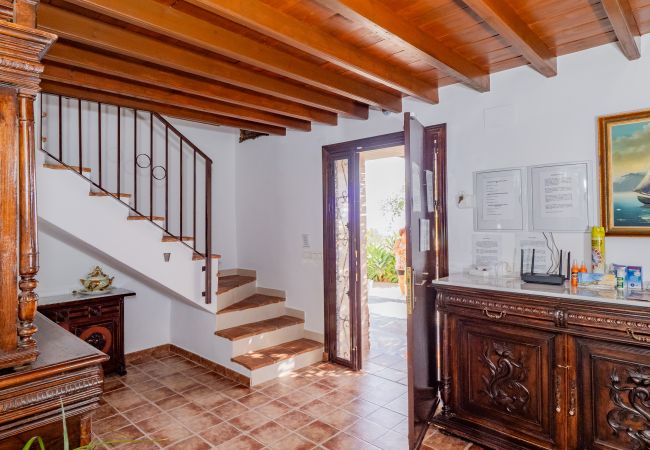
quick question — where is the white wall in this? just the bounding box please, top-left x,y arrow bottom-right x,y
38,221 -> 173,353
236,35 -> 650,335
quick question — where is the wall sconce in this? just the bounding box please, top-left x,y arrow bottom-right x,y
164,252 -> 171,262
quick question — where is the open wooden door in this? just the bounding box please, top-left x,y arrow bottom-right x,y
404,113 -> 441,448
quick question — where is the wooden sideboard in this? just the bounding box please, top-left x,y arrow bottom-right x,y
39,289 -> 135,376
432,277 -> 650,450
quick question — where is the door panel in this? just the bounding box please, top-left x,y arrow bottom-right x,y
404,113 -> 436,448
576,338 -> 650,450
454,317 -> 559,448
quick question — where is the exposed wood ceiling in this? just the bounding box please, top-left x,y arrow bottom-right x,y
36,0 -> 650,136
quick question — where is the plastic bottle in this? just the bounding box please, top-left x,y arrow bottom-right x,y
579,262 -> 588,273
591,226 -> 606,273
616,267 -> 626,290
571,261 -> 579,287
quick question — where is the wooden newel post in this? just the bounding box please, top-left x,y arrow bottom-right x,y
0,0 -> 56,369
17,93 -> 39,350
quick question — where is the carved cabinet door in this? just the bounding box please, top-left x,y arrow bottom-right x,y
576,337 -> 650,450
452,317 -> 561,449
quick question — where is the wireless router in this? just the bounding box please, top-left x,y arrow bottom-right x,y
520,249 -> 570,286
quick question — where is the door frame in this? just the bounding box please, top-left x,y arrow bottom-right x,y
322,125 -> 448,371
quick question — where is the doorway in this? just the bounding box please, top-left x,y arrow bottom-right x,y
322,116 -> 448,449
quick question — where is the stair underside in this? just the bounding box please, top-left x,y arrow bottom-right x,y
232,338 -> 322,370
217,275 -> 256,294
217,294 -> 284,315
215,315 -> 303,340
192,252 -> 222,261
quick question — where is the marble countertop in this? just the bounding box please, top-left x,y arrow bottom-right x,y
432,273 -> 650,308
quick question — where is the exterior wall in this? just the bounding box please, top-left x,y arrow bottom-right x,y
236,35 -> 650,335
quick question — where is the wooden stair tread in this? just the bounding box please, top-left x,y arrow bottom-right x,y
89,191 -> 131,198
217,275 -> 256,295
215,315 -> 303,341
127,215 -> 165,221
217,294 -> 285,315
162,235 -> 194,242
232,338 -> 322,371
43,163 -> 91,173
192,253 -> 222,261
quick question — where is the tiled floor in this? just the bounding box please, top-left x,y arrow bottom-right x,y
93,348 -> 477,449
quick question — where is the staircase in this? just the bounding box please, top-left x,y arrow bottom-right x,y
37,92 -> 322,385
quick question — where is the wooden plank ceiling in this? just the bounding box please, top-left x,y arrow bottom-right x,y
36,0 -> 650,136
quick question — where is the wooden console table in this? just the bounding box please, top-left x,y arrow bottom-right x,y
432,275 -> 650,450
39,289 -> 135,376
0,314 -> 107,449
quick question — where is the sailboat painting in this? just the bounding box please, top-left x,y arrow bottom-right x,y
599,110 -> 650,236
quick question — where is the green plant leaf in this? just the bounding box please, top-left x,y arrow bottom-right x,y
22,436 -> 45,450
61,399 -> 69,450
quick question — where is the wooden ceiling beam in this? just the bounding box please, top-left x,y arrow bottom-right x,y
41,81 -> 287,136
601,0 -> 641,60
42,63 -> 311,131
37,4 -> 368,119
461,0 -> 557,77
183,0 -> 437,104
59,0 -> 403,112
45,43 -> 337,125
316,0 -> 489,93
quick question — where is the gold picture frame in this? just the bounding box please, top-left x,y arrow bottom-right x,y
599,109 -> 650,236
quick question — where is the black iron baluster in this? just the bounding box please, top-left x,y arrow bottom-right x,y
58,95 -> 62,161
165,124 -> 169,233
78,98 -> 82,175
180,139 -> 183,240
133,110 -> 137,210
149,112 -> 153,221
98,102 -> 102,188
193,149 -> 196,252
117,106 -> 121,200
205,160 -> 212,304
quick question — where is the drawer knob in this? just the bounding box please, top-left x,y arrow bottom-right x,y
627,328 -> 650,343
483,308 -> 506,320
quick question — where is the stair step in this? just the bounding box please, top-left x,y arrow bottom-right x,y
215,315 -> 303,341
127,215 -> 165,221
217,274 -> 256,295
192,252 -> 222,261
217,294 -> 284,315
43,163 -> 91,173
89,191 -> 131,198
162,235 -> 194,242
232,338 -> 322,370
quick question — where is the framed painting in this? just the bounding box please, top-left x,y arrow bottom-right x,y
599,109 -> 650,236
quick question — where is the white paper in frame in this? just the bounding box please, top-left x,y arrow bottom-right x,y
474,167 -> 525,231
528,161 -> 592,232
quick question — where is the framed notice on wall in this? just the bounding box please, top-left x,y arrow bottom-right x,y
528,162 -> 591,232
474,168 -> 525,231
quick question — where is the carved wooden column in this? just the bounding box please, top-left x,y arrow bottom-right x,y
0,0 -> 56,369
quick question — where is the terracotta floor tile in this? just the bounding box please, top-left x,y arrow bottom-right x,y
319,409 -> 358,430
148,422 -> 193,448
130,379 -> 164,394
167,402 -> 205,420
211,400 -> 249,420
141,387 -> 176,403
135,413 -> 177,434
297,420 -> 338,444
238,391 -> 272,408
277,374 -> 317,389
104,377 -> 126,393
249,420 -> 290,446
93,403 -> 119,421
217,275 -> 256,295
121,403 -> 161,423
323,432 -> 378,450
216,434 -> 264,450
341,399 -> 381,417
104,389 -> 148,412
200,422 -> 241,446
191,391 -> 230,409
229,409 -> 270,432
222,384 -> 254,400
320,389 -> 357,406
269,433 -> 315,450
300,399 -> 332,418
174,412 -> 222,433
278,389 -> 316,408
260,382 -> 296,398
159,373 -> 200,392
218,293 -> 284,314
275,410 -> 316,430
165,435 -> 211,450
94,414 -> 130,436
120,371 -> 152,387
365,407 -> 405,428
345,419 -> 389,443
255,399 -> 292,419
154,394 -> 189,410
